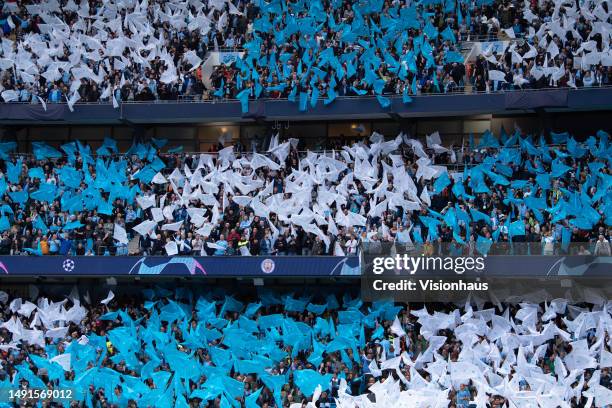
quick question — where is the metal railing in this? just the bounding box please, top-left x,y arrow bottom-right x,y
5,84 -> 611,107
11,241 -> 607,257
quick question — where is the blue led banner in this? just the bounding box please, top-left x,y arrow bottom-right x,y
0,255 -> 607,277
0,256 -> 362,277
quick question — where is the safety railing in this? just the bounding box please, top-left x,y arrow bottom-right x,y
4,84 -> 611,107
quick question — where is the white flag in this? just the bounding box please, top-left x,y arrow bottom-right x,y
133,220 -> 157,236
488,70 -> 507,82
420,188 -> 431,206
161,221 -> 183,231
113,224 -> 128,244
152,172 -> 168,184
50,353 -> 71,371
165,241 -> 178,256
36,96 -> 47,111
136,195 -> 156,210
45,326 -> 69,339
67,91 -> 81,112
390,316 -> 407,337
100,290 -> 115,305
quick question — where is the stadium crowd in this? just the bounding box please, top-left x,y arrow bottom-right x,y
0,128 -> 609,257
0,286 -> 610,407
0,0 -> 609,109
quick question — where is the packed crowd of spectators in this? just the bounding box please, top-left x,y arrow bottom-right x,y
0,286 -> 610,407
0,128 -> 609,257
1,0 -> 609,109
474,0 -> 612,91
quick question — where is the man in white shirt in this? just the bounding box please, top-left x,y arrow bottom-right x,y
345,234 -> 359,254
594,235 -> 611,256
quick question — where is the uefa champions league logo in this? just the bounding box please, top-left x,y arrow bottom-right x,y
62,259 -> 75,272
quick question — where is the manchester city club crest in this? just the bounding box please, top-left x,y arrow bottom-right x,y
260,259 -> 275,274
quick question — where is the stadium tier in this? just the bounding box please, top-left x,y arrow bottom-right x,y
0,130 -> 607,258
0,0 -> 610,111
0,287 -> 611,407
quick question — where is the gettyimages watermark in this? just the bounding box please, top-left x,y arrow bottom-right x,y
360,243 -> 612,302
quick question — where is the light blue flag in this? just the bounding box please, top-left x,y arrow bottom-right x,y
236,88 -> 250,113
30,183 -> 57,203
9,190 -> 27,205
325,294 -> 339,310
433,172 -> 451,194
561,227 -> 571,252
6,160 -> 21,184
234,359 -> 267,375
245,386 -> 263,408
478,130 -> 500,148
566,137 -> 586,158
214,79 -> 225,98
299,92 -> 308,111
284,297 -> 308,312
338,309 -> 363,324
445,51 -> 464,64
570,217 -> 593,230
535,173 -> 551,190
221,296 -> 244,314
58,166 -> 83,189
28,167 -> 45,180
151,138 -> 168,149
306,303 -> 327,315
244,302 -> 261,318
167,146 -> 183,154
550,132 -> 569,144
0,141 -> 16,160
376,94 -> 391,108
324,86 -> 337,105
372,325 -> 384,340
258,314 -> 284,330
419,215 -> 442,239
97,200 -> 113,216
402,84 -> 412,104
328,315 -> 336,339
412,228 -> 423,243
102,137 -> 118,153
551,159 -> 571,177
476,236 -> 493,255
294,369 -> 332,397
0,178 -> 6,196
469,208 -> 491,224
288,85 -> 298,102
260,374 -> 285,408
423,21 -> 438,39
411,75 -> 418,95
440,26 -> 456,43
32,216 -> 48,233
63,220 -> 84,230
341,349 -> 353,369
32,142 -> 62,160
0,216 -> 9,232
310,87 -> 320,108
508,220 -> 525,236
133,166 -> 156,184
24,243 -> 43,256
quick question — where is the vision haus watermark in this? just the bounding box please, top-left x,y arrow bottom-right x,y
360,243 -> 612,303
